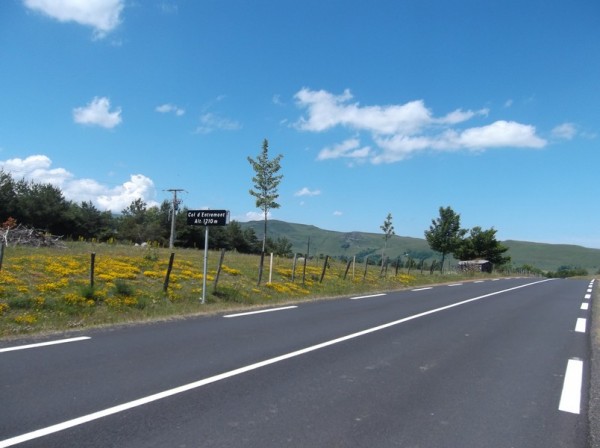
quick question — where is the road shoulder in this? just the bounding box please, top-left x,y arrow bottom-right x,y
589,278 -> 600,446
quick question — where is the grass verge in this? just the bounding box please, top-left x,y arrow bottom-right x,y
0,242 -> 509,339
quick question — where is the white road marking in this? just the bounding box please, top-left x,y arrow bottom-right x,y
448,283 -> 463,287
0,279 -> 552,448
559,359 -> 583,414
350,293 -> 386,300
581,303 -> 589,310
575,318 -> 587,333
584,294 -> 591,300
223,306 -> 298,318
587,289 -> 593,293
411,287 -> 433,292
0,337 -> 91,353
474,281 -> 485,283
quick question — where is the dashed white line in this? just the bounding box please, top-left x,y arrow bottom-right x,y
0,337 -> 91,353
223,306 -> 297,318
411,287 -> 433,292
448,283 -> 463,287
575,318 -> 587,333
581,303 -> 589,310
350,293 -> 386,300
559,359 -> 583,414
474,281 -> 485,284
584,294 -> 591,300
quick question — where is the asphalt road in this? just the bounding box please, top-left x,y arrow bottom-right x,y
0,277 -> 592,447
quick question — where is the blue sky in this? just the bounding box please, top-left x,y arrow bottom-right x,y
1,0 -> 599,248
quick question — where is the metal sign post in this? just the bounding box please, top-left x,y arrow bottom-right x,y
187,210 -> 229,304
202,226 -> 209,304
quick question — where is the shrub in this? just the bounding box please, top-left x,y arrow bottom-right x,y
0,303 -> 9,315
79,284 -> 100,302
8,296 -> 34,309
114,279 -> 135,297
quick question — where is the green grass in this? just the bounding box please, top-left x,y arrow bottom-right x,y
0,242 -> 515,339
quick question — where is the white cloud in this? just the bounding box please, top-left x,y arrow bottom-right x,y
551,122 -> 577,140
333,211 -> 343,216
295,88 -> 547,164
272,94 -> 284,105
243,211 -> 271,221
294,187 -> 321,197
317,138 -> 371,161
0,155 -> 158,212
436,108 -> 489,125
195,113 -> 241,134
159,2 -> 178,14
96,174 -> 158,211
371,135 -> 434,163
295,88 -> 432,135
23,0 -> 124,38
73,96 -> 122,129
372,121 -> 546,164
156,103 -> 185,116
454,120 -> 546,149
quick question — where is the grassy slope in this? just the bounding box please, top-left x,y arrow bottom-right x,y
242,220 -> 434,260
241,220 -> 600,272
504,240 -> 600,272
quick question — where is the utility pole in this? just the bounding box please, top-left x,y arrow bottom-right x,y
165,189 -> 185,249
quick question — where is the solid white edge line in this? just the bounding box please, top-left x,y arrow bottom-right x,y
575,318 -> 587,333
559,359 -> 583,414
0,278 -> 552,448
350,293 -> 386,300
0,337 -> 91,353
581,303 -> 589,310
223,306 -> 298,318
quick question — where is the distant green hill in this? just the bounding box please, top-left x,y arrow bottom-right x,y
239,220 -> 600,273
503,240 -> 600,273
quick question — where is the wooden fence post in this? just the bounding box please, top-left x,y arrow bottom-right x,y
291,253 -> 298,283
343,258 -> 352,280
163,252 -> 175,292
301,254 -> 308,286
319,255 -> 329,283
363,256 -> 369,280
90,252 -> 96,288
213,248 -> 226,293
0,242 -> 4,272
